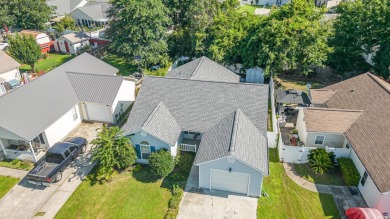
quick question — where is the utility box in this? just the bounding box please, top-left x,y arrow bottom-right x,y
245,67 -> 264,84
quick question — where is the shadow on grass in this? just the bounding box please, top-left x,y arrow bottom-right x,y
319,193 -> 342,219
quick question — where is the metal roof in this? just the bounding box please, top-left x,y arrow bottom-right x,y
0,53 -> 124,141
194,109 -> 268,174
166,56 -> 240,83
122,77 -> 269,136
0,51 -> 20,74
140,102 -> 181,146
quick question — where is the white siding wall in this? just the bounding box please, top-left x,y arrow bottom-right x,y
36,34 -> 50,44
377,193 -> 390,215
198,157 -> 264,197
0,68 -> 21,82
306,132 -> 345,148
111,80 -> 135,123
295,108 -> 307,143
44,104 -> 82,147
81,102 -> 112,123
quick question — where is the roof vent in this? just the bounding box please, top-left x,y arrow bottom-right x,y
350,89 -> 355,92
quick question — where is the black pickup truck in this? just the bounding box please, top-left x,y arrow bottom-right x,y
27,137 -> 87,186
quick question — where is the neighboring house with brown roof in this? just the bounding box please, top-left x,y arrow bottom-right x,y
54,33 -> 90,54
305,73 -> 390,214
0,51 -> 21,95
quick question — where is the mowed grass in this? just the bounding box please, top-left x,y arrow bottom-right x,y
238,5 -> 266,14
19,53 -> 73,73
293,163 -> 345,186
0,176 -> 19,198
0,159 -> 34,171
258,149 -> 341,219
102,53 -> 137,76
55,169 -> 172,219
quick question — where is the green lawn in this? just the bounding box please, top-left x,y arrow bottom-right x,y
0,159 -> 34,171
237,5 -> 271,15
0,176 -> 19,198
258,149 -> 341,219
55,169 -> 172,219
19,53 -> 74,73
293,164 -> 345,186
267,94 -> 273,132
102,53 -> 138,76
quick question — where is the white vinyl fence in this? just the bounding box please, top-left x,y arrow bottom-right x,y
279,145 -> 351,163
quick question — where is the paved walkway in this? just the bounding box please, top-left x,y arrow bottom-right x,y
0,167 -> 28,179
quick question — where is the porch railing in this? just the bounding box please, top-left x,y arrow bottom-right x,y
4,149 -> 35,162
178,143 -> 196,152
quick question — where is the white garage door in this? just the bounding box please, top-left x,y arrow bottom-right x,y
84,103 -> 112,123
211,169 -> 250,195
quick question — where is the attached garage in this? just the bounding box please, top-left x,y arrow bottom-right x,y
211,169 -> 250,195
82,102 -> 112,123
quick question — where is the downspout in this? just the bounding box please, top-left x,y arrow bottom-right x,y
28,141 -> 38,162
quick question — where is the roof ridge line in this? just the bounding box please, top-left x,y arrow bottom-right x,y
190,56 -> 205,77
367,72 -> 390,95
146,76 -> 267,86
306,107 -> 363,113
142,103 -> 163,127
65,71 -> 123,78
229,110 -> 240,152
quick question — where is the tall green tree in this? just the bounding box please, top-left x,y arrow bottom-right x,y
0,0 -> 53,29
329,0 -> 390,79
91,125 -> 136,181
8,33 -> 41,72
253,0 -> 332,76
106,0 -> 171,67
53,16 -> 77,33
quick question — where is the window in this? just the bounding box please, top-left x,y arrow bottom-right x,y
39,133 -> 45,144
314,136 -> 325,145
361,171 -> 368,186
64,150 -> 71,157
72,107 -> 78,121
69,145 -> 78,152
141,145 -> 151,159
346,141 -> 352,149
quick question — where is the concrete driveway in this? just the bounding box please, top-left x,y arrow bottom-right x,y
178,165 -> 258,219
0,123 -> 102,219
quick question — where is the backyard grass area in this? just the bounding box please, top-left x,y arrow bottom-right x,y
19,53 -> 73,73
274,75 -> 326,90
257,149 -> 341,219
55,168 -> 173,219
0,159 -> 34,171
293,164 -> 345,186
0,176 -> 19,199
102,53 -> 137,76
237,5 -> 270,14
144,65 -> 171,77
267,94 -> 273,131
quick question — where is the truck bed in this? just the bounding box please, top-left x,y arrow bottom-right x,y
28,161 -> 59,180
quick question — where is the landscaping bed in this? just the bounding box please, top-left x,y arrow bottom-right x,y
257,149 -> 341,219
0,159 -> 33,171
0,176 -> 19,198
293,163 -> 345,186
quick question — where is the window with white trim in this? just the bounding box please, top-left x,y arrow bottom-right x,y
314,135 -> 325,145
361,171 -> 368,186
141,145 -> 151,159
72,107 -> 78,121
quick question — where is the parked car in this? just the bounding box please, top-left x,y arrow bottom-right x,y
150,65 -> 160,71
27,137 -> 87,186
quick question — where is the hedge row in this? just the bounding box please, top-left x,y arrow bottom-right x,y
338,157 -> 360,186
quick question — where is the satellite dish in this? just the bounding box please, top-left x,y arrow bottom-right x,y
306,83 -> 312,89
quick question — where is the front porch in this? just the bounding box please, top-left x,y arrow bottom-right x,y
178,139 -> 201,153
0,140 -> 46,162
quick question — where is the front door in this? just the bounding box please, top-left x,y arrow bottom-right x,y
64,41 -> 70,53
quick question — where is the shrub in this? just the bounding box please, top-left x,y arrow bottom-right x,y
291,129 -> 298,134
308,148 -> 334,174
338,157 -> 360,186
149,149 -> 175,178
168,184 -> 183,209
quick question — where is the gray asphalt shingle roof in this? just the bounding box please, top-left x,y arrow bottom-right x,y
76,2 -> 109,20
194,109 -> 268,174
122,76 -> 269,137
47,0 -> 86,16
0,51 -> 20,74
0,53 -> 123,141
66,72 -> 124,105
166,56 -> 240,83
140,102 -> 181,146
275,89 -> 311,105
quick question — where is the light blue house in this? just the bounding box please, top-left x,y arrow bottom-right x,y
122,57 -> 269,197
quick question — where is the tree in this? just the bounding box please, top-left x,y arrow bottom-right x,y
105,0 -> 171,67
8,33 -> 41,72
53,16 -> 77,33
149,149 -> 175,178
308,148 -> 334,175
91,125 -> 136,181
329,0 -> 390,79
0,0 -> 53,30
252,0 -> 332,76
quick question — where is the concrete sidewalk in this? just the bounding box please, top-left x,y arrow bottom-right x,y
0,166 -> 28,179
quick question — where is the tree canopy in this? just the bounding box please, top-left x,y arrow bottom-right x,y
8,33 -> 41,72
106,0 -> 171,67
0,0 -> 53,30
53,16 -> 77,33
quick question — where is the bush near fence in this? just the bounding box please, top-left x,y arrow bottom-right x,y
338,157 -> 360,186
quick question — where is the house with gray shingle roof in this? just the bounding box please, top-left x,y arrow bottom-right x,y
280,73 -> 390,214
69,1 -> 109,28
122,58 -> 269,197
0,53 -> 135,163
0,51 -> 21,96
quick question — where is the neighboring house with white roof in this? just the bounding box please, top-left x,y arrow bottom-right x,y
277,73 -> 390,215
0,53 -> 135,162
122,58 -> 269,197
19,30 -> 53,53
54,32 -> 90,54
70,1 -> 110,27
0,51 -> 21,96
47,0 -> 88,17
